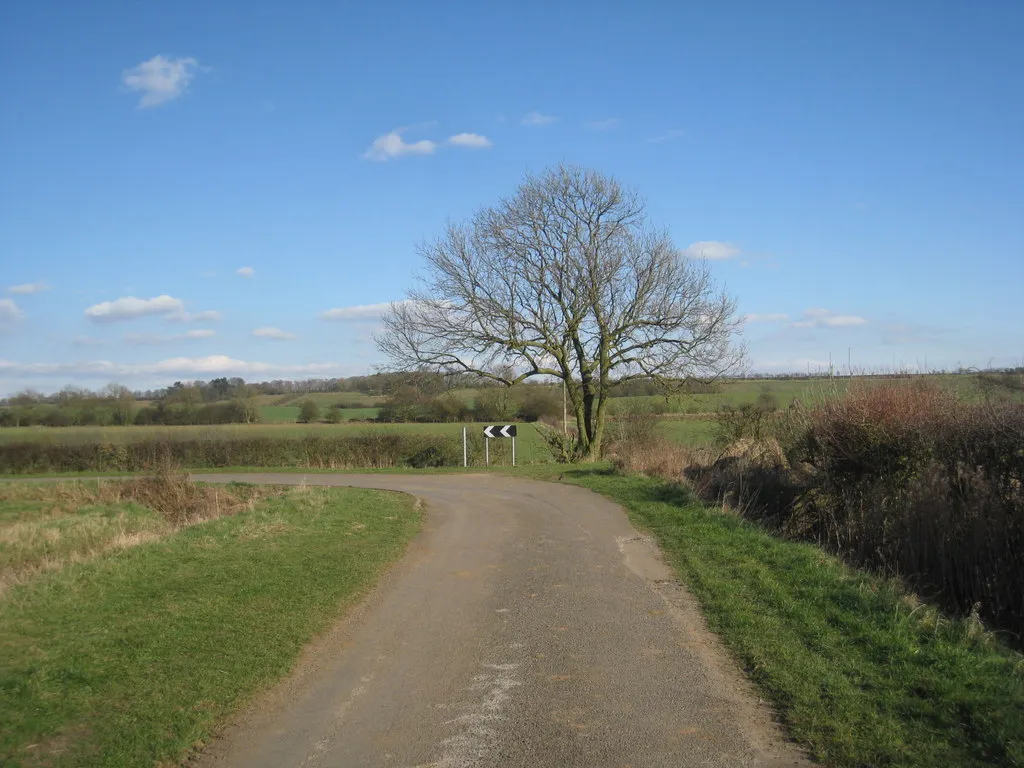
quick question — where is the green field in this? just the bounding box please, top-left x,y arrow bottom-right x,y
0,478 -> 420,767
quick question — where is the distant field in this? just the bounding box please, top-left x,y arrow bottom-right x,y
257,405 -> 380,423
261,392 -> 386,409
657,418 -> 719,445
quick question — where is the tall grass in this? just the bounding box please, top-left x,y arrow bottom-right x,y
0,466 -> 271,595
620,380 -> 1024,641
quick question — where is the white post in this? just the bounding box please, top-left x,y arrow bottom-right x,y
485,436 -> 489,466
463,426 -> 467,468
511,435 -> 516,467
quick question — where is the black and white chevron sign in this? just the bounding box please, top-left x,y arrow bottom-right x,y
483,425 -> 517,438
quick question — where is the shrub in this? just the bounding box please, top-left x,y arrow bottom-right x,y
297,400 -> 320,424
690,381 -> 1024,640
324,405 -> 343,423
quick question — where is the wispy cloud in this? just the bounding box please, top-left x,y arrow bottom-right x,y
362,129 -> 437,161
85,295 -> 185,323
584,118 -> 620,130
252,326 -> 297,340
320,302 -> 396,321
447,133 -> 493,149
791,308 -> 868,329
124,329 -> 216,345
647,128 -> 686,143
122,55 -> 199,108
742,313 -> 790,324
236,266 -> 255,278
682,241 -> 741,260
8,282 -> 50,295
521,111 -> 557,126
171,309 -> 222,323
72,336 -> 110,347
0,299 -> 23,328
0,356 -> 340,379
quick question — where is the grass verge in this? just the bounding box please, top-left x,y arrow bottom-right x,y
551,467 -> 1024,768
0,482 -> 420,767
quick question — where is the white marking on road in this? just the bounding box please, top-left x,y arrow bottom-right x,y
414,660 -> 522,768
299,671 -> 375,767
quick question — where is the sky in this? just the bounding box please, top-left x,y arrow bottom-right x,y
1,0 -> 1022,396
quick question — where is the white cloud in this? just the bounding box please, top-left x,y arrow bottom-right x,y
0,356 -> 340,379
521,111 -> 557,126
447,133 -> 493,149
647,128 -> 686,143
742,313 -> 790,324
682,241 -> 741,260
236,266 -> 255,278
85,295 -> 185,322
171,309 -> 222,323
122,55 -> 199,108
0,299 -> 24,327
362,129 -> 437,161
252,326 -> 297,340
72,336 -> 110,347
791,308 -> 868,329
124,329 -> 216,345
585,118 -> 620,130
320,302 -> 396,321
8,282 -> 50,295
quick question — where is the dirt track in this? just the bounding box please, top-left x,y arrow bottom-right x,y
190,472 -> 809,768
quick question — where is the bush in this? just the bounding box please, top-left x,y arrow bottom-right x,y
324,405 -> 343,423
691,381 -> 1024,640
297,400 -> 320,424
515,387 -> 562,422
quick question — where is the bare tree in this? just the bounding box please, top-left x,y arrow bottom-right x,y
101,383 -> 136,426
377,165 -> 744,460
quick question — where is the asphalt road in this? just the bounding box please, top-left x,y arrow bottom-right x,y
190,473 -> 809,768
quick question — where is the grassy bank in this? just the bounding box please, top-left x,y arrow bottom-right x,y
0,479 -> 420,767
552,467 -> 1024,767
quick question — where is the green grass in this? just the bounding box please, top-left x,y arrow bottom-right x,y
258,404 -> 301,422
547,468 -> 1024,767
656,417 -> 718,445
258,403 -> 382,422
0,483 -> 421,767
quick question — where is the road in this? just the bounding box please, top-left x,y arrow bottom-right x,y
190,472 -> 808,768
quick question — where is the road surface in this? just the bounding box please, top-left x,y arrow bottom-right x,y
189,472 -> 808,768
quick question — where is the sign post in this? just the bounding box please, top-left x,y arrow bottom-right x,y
462,426 -> 467,468
482,425 -> 517,467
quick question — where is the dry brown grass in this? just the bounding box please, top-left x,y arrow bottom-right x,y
0,464 -> 274,597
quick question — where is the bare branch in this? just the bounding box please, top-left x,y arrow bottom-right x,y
376,164 -> 744,459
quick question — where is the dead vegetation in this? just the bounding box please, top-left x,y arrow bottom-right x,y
0,463 -> 273,596
609,381 -> 1024,641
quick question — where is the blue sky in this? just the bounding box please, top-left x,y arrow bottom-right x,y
1,0 -> 1022,395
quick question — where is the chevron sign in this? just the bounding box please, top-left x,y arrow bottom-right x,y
483,425 -> 517,438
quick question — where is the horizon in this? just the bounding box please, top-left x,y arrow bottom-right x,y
2,0 -> 1022,397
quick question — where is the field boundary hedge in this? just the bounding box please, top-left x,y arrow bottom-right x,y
0,434 -> 463,474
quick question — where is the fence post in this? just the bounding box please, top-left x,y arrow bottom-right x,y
463,426 -> 467,468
